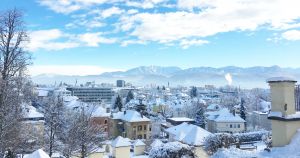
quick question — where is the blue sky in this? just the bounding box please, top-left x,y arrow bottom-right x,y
2,0 -> 300,76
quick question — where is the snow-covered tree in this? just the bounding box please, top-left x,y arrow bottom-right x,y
125,90 -> 134,103
114,95 -> 123,111
190,86 -> 197,98
240,98 -> 246,121
62,105 -> 104,158
195,106 -> 206,128
43,95 -> 67,157
0,8 -> 31,157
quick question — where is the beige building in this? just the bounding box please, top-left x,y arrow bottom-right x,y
267,77 -> 300,147
109,110 -> 151,140
111,136 -> 131,158
206,108 -> 245,133
165,123 -> 211,157
87,148 -> 105,158
133,139 -> 146,156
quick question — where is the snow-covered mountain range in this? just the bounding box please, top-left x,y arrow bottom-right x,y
32,65 -> 300,88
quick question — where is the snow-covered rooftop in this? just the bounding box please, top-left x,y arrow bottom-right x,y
24,105 -> 44,119
111,136 -> 131,147
112,110 -> 150,122
25,149 -> 50,158
134,139 -> 146,146
92,106 -> 110,117
165,122 -> 211,146
168,117 -> 194,122
267,77 -> 297,83
207,108 -> 245,123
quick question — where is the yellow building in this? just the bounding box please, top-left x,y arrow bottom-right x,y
267,77 -> 300,147
133,139 -> 146,156
111,136 -> 131,158
109,110 -> 151,140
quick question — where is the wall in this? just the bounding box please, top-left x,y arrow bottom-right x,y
272,120 -> 300,147
215,122 -> 245,133
113,146 -> 130,158
134,145 -> 145,156
88,152 -> 104,158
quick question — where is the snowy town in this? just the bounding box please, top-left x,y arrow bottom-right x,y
2,0 -> 300,158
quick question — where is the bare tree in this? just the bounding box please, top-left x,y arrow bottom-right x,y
0,8 -> 31,157
62,104 -> 105,158
43,95 -> 66,157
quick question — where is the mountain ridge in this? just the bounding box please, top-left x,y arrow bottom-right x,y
32,65 -> 300,88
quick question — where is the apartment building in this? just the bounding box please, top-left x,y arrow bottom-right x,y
66,87 -> 114,103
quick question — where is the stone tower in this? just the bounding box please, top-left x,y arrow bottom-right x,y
267,77 -> 300,147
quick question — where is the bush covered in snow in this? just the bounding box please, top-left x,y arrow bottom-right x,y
233,130 -> 269,143
149,141 -> 196,158
204,131 -> 269,155
204,133 -> 235,155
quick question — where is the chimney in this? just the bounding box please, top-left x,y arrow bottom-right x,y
267,77 -> 297,116
124,110 -> 126,115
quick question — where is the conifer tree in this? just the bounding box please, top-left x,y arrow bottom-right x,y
114,95 -> 123,111
126,90 -> 134,103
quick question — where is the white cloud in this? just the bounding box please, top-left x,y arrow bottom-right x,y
177,0 -> 203,11
78,32 -> 117,46
101,7 -> 124,18
27,29 -> 80,51
281,30 -> 300,41
119,0 -> 300,44
29,65 -> 124,76
179,39 -> 209,49
38,0 -> 110,14
125,0 -> 166,9
121,39 -> 146,47
27,29 -> 116,51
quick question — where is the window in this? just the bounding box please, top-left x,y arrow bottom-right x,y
104,128 -> 107,132
144,125 -> 147,130
138,135 -> 142,139
238,124 -> 240,128
149,126 -> 152,131
234,124 -> 236,128
104,120 -> 108,124
138,125 -> 142,131
230,124 -> 232,128
144,134 -> 147,139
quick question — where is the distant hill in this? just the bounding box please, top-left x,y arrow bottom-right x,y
31,65 -> 300,88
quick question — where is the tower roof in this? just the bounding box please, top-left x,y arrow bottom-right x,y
267,77 -> 297,83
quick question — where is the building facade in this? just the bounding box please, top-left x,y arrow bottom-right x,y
66,87 -> 114,103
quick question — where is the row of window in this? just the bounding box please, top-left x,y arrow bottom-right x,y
228,124 -> 241,128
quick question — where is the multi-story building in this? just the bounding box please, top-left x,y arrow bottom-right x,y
109,110 -> 151,140
116,80 -> 126,87
66,87 -> 114,103
206,108 -> 246,133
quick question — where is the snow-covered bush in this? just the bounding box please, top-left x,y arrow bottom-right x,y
204,131 -> 269,155
149,141 -> 195,158
204,133 -> 235,155
233,130 -> 269,142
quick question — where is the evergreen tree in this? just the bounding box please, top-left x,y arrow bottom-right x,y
157,86 -> 160,90
195,106 -> 206,128
126,90 -> 134,103
162,86 -> 166,90
114,95 -> 123,111
240,98 -> 246,120
190,86 -> 197,98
